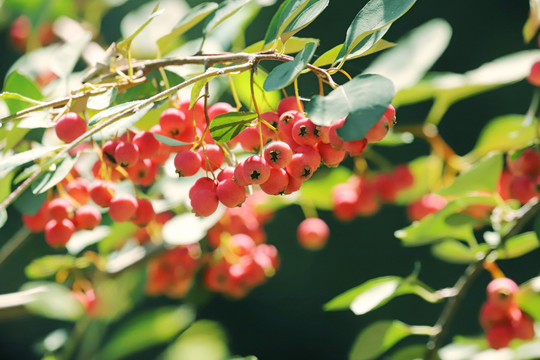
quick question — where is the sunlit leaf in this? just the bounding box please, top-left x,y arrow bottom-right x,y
499,232 -> 539,259
431,240 -> 478,264
395,155 -> 444,205
163,320 -> 229,360
349,320 -> 413,360
0,91 -> 43,105
0,145 -> 65,175
20,282 -> 84,321
263,0 -> 310,45
50,31 -> 92,78
17,110 -> 54,129
153,133 -> 192,147
66,226 -> 111,255
203,0 -> 250,37
279,0 -> 329,44
91,103 -> 154,141
263,42 -> 317,91
523,0 -> 540,42
117,4 -> 162,56
243,36 -> 319,54
209,112 -> 257,142
87,88 -> 117,110
32,154 -> 79,194
163,208 -> 225,246
25,255 -> 88,279
231,68 -> 280,112
3,71 -> 43,113
191,78 -> 211,110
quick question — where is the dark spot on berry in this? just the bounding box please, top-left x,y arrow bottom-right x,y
314,126 -> 321,138
298,125 -> 308,137
301,167 -> 311,178
269,150 -> 280,162
250,170 -> 261,180
104,152 -> 117,164
282,114 -> 293,124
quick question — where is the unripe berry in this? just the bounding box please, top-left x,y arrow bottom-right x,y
297,218 -> 330,250
89,181 -> 115,207
48,198 -> 73,220
277,96 -> 304,115
45,219 -> 75,247
55,112 -> 87,143
174,150 -> 202,177
132,131 -> 160,159
243,155 -> 271,184
486,324 -> 513,349
198,144 -> 224,172
190,189 -> 219,217
217,179 -> 246,208
291,118 -> 319,146
133,199 -> 155,226
528,60 -> 540,86
260,168 -> 289,195
407,194 -> 447,221
316,142 -> 345,167
75,205 -> 102,230
160,108 -> 187,136
115,142 -> 139,168
264,141 -> 293,168
109,194 -> 138,222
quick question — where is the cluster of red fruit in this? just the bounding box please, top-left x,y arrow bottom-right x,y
9,15 -> 55,52
498,148 -> 540,205
330,165 -> 414,221
479,277 -> 535,349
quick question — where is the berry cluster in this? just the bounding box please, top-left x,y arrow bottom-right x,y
479,278 -> 535,349
9,15 -> 55,52
331,165 -> 414,221
498,148 -> 540,204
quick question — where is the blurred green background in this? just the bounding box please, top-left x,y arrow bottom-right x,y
0,0 -> 538,359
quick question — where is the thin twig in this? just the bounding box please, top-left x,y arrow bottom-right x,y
0,227 -> 31,269
424,198 -> 540,359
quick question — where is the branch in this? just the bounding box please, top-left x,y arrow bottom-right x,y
424,197 -> 540,359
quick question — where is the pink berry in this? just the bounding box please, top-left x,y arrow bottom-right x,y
190,189 -> 219,217
316,142 -> 345,167
133,131 -> 160,159
238,126 -> 264,153
296,145 -> 321,170
487,278 -> 519,307
174,150 -> 202,177
216,179 -> 246,208
286,154 -> 315,180
365,104 -> 396,143
179,100 -> 205,128
277,96 -> 304,116
55,112 -> 87,143
260,168 -> 289,195
75,205 -> 101,230
343,138 -> 367,155
264,141 -> 293,168
233,163 -> 250,187
328,118 -> 346,149
283,174 -> 303,194
115,141 -> 139,168
89,181 -> 115,207
528,60 -> 540,86
109,194 -> 138,222
512,312 -> 535,340
208,102 -> 235,120
102,140 -> 119,165
217,167 -> 235,182
189,177 -> 216,198
48,198 -> 73,220
278,110 -> 304,138
133,199 -> 155,226
291,118 -> 319,146
393,165 -> 415,190
243,155 -> 271,184
332,184 -> 358,221
261,112 -> 280,139
297,218 -> 330,250
374,173 -> 399,202
160,108 -> 187,136
407,194 -> 447,221
198,144 -> 224,172
45,219 -> 75,247
486,324 -> 513,349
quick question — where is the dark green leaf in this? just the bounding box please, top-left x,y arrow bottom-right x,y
364,18 -> 452,91
300,167 -> 352,210
209,112 -> 257,143
431,240 -> 477,264
535,214 -> 540,245
100,306 -> 195,360
157,2 -> 219,55
437,153 -> 503,197
32,154 -> 79,194
337,0 -> 417,64
20,282 -> 84,321
264,0 -> 310,45
14,185 -> 48,215
203,0 -> 250,37
153,133 -> 191,147
280,0 -> 329,44
349,320 -> 412,360
499,232 -> 539,259
0,209 -> 7,229
3,71 -> 43,113
263,42 -> 317,91
307,74 -> 395,141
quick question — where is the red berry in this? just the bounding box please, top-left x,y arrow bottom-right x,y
328,118 -> 346,149
89,181 -> 115,207
528,60 -> 540,86
356,179 -> 380,216
238,126 -> 264,153
133,199 -> 155,226
507,148 -> 540,178
316,142 -> 345,167
365,104 -> 396,143
198,144 -> 224,172
283,174 -> 303,194
407,194 -> 447,221
510,175 -> 536,204
393,165 -> 414,190
9,16 -> 31,51
343,138 -> 367,155
332,184 -> 358,221
296,145 -> 321,170
66,177 -> 90,205
75,205 -> 102,230
486,324 -> 514,349
487,278 -> 519,307
216,179 -> 246,208
208,102 -> 235,120
160,108 -> 187,136
22,201 -> 50,232
277,96 -> 304,115
260,168 -> 289,195
109,194 -> 138,222
264,141 -> 293,168
497,170 -> 514,200
48,198 -> 73,220
286,154 -> 314,180
174,150 -> 202,177
101,140 -> 119,165
278,110 -> 304,138
190,189 -> 219,217
243,155 -> 271,185
179,100 -> 205,129
45,219 -> 75,247
261,112 -> 280,139
114,141 -> 139,168
127,159 -> 158,186
217,167 -> 235,182
55,112 -> 87,143
291,118 -> 318,146
189,177 -> 216,198
297,218 -> 330,250
133,131 -> 160,159
374,173 -> 399,202
233,163 -> 250,187
512,312 -> 535,340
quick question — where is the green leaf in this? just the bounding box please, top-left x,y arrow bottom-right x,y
20,282 -> 84,321
209,112 -> 257,143
203,0 -> 250,37
535,214 -> 540,244
244,36 -> 319,54
14,185 -> 48,216
117,4 -> 162,56
437,153 -> 503,197
373,131 -> 414,146
191,78 -> 211,110
364,18 -> 452,91
279,0 -> 329,44
499,232 -> 539,259
88,100 -> 144,126
349,320 -> 412,360
91,103 -> 154,141
395,155 -> 444,205
3,71 -> 43,113
66,226 -> 110,255
0,209 -> 7,229
325,276 -> 402,313
18,110 -> 54,129
0,91 -> 43,105
395,195 -> 496,246
98,221 -> 139,254
386,345 -> 426,360
263,0 -> 310,45
157,2 -> 219,55
163,209 -> 225,246
231,68 -> 280,112
263,42 -> 317,91
87,88 -> 117,110
0,145 -> 65,175
100,306 -> 196,360
306,74 -> 395,141
32,154 -> 79,194
25,255 -> 85,279
153,133 -> 192,147
431,240 -> 478,264
300,167 -> 352,210
337,0 -> 417,65
466,115 -> 537,161
163,320 -> 229,360
517,276 -> 540,321
523,0 -> 540,42
49,31 -> 92,78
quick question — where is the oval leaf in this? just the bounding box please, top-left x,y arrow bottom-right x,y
263,42 -> 317,91
203,0 -> 250,37
280,0 -> 329,44
209,112 -> 257,143
25,255 -> 78,279
20,282 -> 84,321
0,145 -> 65,175
499,231 -> 539,259
33,154 -> 79,194
431,240 -> 477,264
153,133 -> 192,147
349,320 -> 412,360
264,0 -> 311,45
